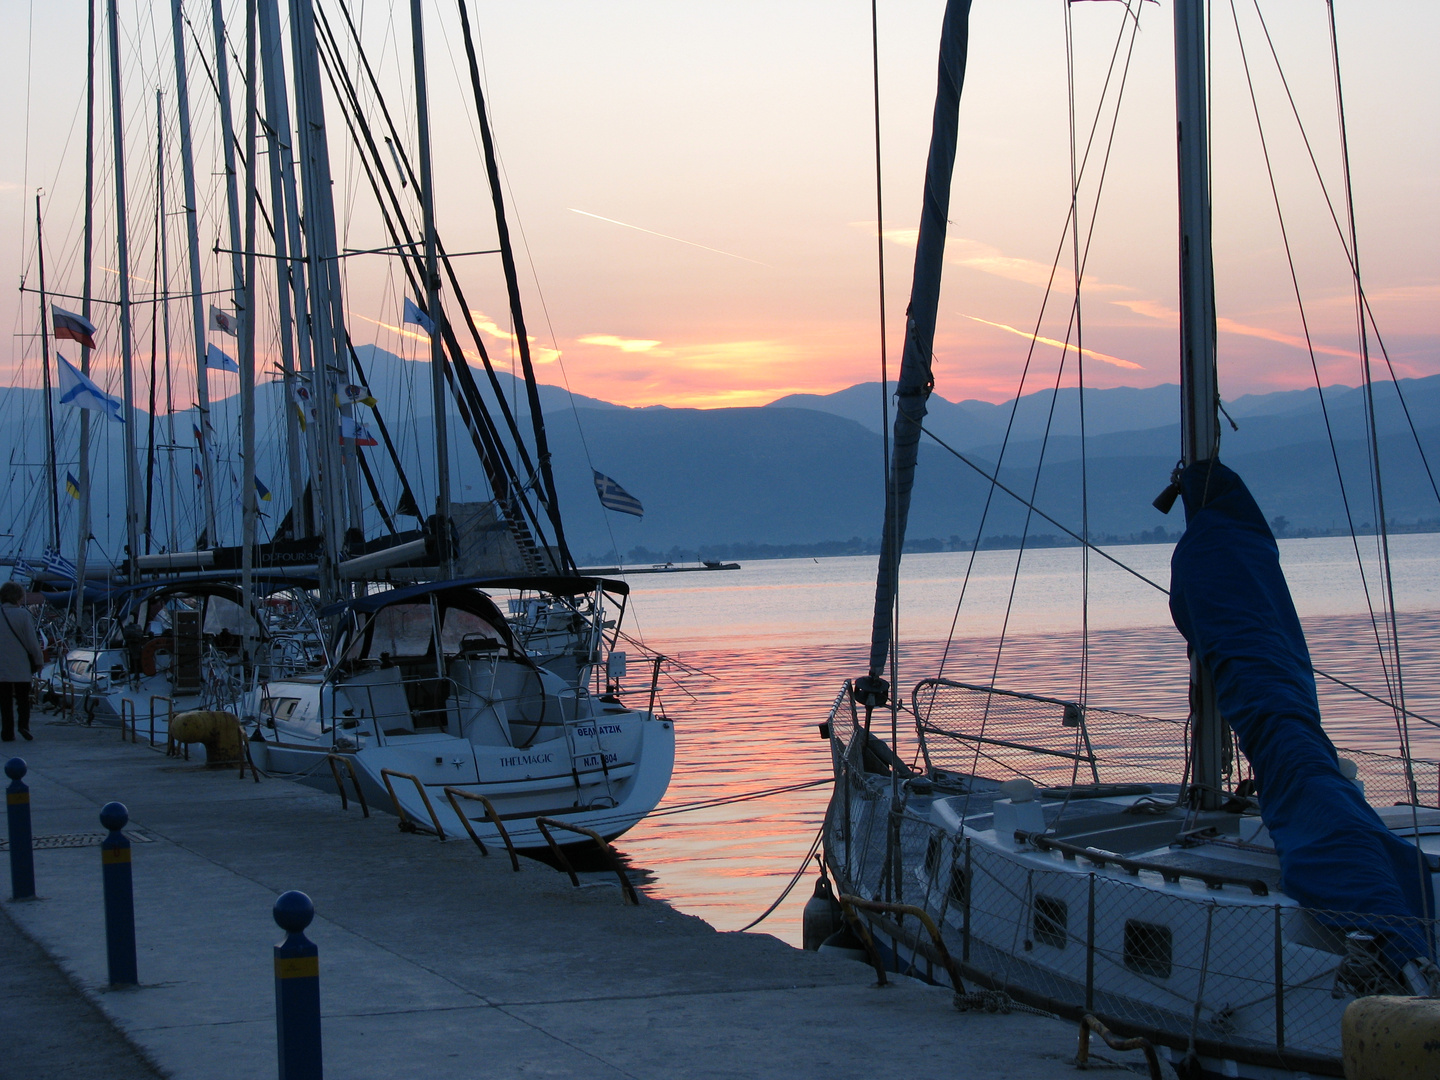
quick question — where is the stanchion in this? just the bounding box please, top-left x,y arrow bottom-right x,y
6,758 -> 34,900
99,801 -> 137,986
274,890 -> 322,1080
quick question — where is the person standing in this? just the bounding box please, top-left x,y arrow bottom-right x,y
0,581 -> 44,742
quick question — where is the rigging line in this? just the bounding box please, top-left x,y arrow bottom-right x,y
868,0 -> 903,850
1325,0 -> 1412,765
1325,7 -> 1425,917
737,824 -> 825,933
323,2 -> 551,516
946,0 -> 1146,798
1246,0 -> 1440,514
1225,1 -> 1399,717
933,0 -> 1142,684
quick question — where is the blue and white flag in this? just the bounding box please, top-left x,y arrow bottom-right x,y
43,550 -> 77,581
205,343 -> 239,373
57,354 -> 125,422
402,296 -> 435,335
592,470 -> 643,518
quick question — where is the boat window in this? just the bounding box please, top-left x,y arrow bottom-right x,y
440,607 -> 503,656
261,697 -> 300,720
1033,895 -> 1067,950
1123,920 -> 1172,978
948,862 -> 968,906
364,602 -> 433,659
203,596 -> 252,637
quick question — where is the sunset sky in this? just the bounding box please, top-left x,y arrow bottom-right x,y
0,0 -> 1435,412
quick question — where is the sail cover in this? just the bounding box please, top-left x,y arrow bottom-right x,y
864,0 -> 974,690
1169,460 -> 1434,960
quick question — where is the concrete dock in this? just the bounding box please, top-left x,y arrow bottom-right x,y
2,712 -> 1127,1079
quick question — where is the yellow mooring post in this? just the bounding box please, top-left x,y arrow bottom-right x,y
1341,995 -> 1440,1079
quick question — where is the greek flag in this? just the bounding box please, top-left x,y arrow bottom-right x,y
592,470 -> 643,518
43,551 -> 77,581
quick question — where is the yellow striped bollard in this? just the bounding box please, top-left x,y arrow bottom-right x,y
6,758 -> 33,899
274,890 -> 322,1080
99,801 -> 137,986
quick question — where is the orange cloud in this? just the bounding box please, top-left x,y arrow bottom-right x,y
961,314 -> 1144,370
1112,298 -> 1359,361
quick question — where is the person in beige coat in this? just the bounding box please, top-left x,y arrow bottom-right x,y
0,581 -> 45,741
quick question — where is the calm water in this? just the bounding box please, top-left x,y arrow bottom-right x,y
611,535 -> 1440,946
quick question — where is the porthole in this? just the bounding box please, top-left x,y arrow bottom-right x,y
1033,894 -> 1067,949
1123,920 -> 1172,979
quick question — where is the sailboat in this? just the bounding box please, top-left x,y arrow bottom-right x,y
821,2 -> 1437,1077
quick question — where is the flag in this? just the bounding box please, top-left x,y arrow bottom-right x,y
292,383 -> 316,431
255,476 -> 272,501
205,343 -> 239,373
209,305 -> 238,336
402,296 -> 435,335
57,354 -> 125,422
52,305 -> 98,349
12,556 -> 35,578
339,415 -> 378,446
64,471 -> 81,499
193,423 -> 204,445
42,550 -> 77,581
193,464 -> 204,488
592,470 -> 644,518
337,383 -> 377,407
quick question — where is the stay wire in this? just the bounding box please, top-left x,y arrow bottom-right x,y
1225,1 -> 1400,733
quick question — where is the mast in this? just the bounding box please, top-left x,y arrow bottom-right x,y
857,0 -> 974,709
106,0 -> 143,584
257,0 -> 309,539
1173,0 -> 1225,808
455,0 -> 571,573
170,0 -> 218,542
145,91 -> 163,554
75,0 -> 96,615
289,0 -> 354,595
35,195 -> 61,552
240,0 -> 258,665
412,0 -> 452,575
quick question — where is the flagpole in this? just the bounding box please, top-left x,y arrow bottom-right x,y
411,0 -> 452,576
75,0 -> 96,621
107,0 -> 143,586
169,0 -> 218,544
35,194 -> 61,553
240,0 -> 258,670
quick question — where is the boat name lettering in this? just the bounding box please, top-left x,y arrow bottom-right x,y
574,724 -> 624,738
499,752 -> 555,768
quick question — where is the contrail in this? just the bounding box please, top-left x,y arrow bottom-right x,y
568,208 -> 767,266
962,314 -> 1144,371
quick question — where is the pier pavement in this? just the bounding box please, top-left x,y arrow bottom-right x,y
2,713 -> 1115,1080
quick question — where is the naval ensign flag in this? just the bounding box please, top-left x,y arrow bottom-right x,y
592,471 -> 643,518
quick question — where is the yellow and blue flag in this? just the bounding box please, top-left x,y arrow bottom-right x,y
64,471 -> 81,499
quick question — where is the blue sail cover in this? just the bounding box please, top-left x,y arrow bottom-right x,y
1169,460 -> 1434,959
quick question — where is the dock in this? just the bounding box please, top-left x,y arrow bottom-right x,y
2,714 -> 1102,1079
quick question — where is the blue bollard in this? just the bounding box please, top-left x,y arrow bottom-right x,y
99,801 -> 137,986
274,890 -> 322,1080
6,758 -> 34,900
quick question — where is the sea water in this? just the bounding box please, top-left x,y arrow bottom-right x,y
612,534 -> 1440,946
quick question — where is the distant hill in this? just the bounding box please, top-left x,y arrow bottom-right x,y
3,350 -> 1438,566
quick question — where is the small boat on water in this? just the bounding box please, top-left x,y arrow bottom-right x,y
247,575 -> 674,849
822,2 -> 1438,1077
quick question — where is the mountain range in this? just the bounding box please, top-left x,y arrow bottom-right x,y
2,345 -> 1437,565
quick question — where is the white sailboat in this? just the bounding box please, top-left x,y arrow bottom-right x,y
822,3 -> 1437,1077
